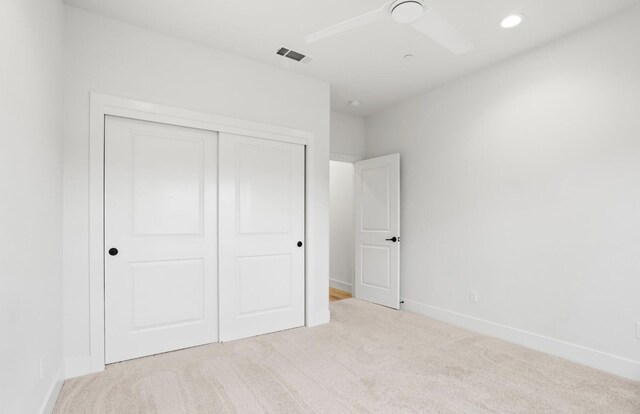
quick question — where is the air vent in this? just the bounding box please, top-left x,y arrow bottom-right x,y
275,47 -> 313,64
285,50 -> 305,62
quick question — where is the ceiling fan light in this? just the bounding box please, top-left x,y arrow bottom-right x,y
391,1 -> 424,24
501,14 -> 524,29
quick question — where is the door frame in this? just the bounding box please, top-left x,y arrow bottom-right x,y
88,93 -> 316,374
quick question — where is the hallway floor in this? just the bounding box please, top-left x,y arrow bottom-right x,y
329,287 -> 351,302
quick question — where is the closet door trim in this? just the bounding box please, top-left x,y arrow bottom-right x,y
87,93 -> 316,376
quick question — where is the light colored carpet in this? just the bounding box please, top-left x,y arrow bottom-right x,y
54,299 -> 640,413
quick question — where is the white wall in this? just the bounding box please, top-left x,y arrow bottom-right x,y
63,7 -> 331,375
329,111 -> 363,294
330,111 -> 365,158
365,6 -> 640,380
0,0 -> 65,412
329,161 -> 355,293
328,111 -> 363,294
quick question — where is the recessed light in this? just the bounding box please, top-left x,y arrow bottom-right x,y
349,100 -> 361,107
501,14 -> 523,29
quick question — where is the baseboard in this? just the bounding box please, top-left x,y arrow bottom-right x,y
329,279 -> 352,293
307,310 -> 331,327
63,310 -> 335,377
39,362 -> 64,414
64,355 -> 93,379
401,298 -> 640,381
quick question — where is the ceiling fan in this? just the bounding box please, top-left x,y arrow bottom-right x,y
305,0 -> 473,55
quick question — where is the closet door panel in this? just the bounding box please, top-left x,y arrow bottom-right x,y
219,133 -> 305,341
104,116 -> 218,363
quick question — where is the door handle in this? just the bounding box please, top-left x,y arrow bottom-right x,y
385,237 -> 399,242
108,247 -> 119,256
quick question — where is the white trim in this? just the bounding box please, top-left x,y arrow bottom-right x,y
308,310 -> 331,326
329,278 -> 353,293
330,152 -> 363,163
39,362 -> 64,414
64,356 -> 92,379
401,298 -> 640,381
89,93 -> 317,375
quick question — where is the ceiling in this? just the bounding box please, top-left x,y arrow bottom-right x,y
63,0 -> 639,116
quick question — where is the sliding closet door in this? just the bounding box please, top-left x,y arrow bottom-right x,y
219,133 -> 305,341
104,116 -> 218,363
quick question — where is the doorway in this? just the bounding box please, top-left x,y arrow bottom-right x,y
329,154 -> 401,308
329,160 -> 355,302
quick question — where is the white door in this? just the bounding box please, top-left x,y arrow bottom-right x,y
354,154 -> 401,309
104,116 -> 218,363
219,133 -> 305,341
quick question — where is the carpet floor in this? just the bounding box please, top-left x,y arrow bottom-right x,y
54,299 -> 640,413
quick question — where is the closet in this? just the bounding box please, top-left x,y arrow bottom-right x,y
103,116 -> 305,363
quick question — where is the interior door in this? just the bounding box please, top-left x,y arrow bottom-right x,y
354,154 -> 401,309
104,116 -> 218,363
219,133 -> 305,341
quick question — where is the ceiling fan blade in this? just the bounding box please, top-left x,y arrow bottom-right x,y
411,7 -> 474,54
305,3 -> 389,44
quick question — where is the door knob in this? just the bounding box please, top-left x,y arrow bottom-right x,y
297,241 -> 303,247
108,248 -> 119,256
385,237 -> 398,242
